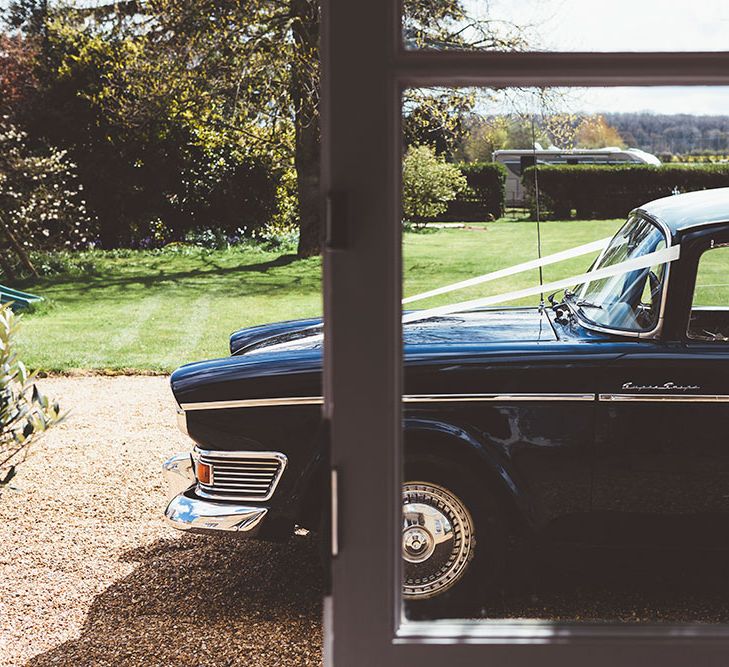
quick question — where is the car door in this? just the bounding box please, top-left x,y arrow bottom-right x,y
592,233 -> 729,548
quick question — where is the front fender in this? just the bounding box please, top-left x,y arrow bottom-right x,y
404,417 -> 537,533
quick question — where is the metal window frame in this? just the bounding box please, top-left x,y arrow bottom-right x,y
321,1 -> 729,665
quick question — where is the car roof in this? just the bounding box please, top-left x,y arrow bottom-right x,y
635,187 -> 729,236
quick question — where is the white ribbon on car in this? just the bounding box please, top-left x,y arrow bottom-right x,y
402,237 -> 613,305
402,243 -> 681,325
255,236 -> 682,353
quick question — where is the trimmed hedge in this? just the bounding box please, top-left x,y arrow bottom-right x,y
522,164 -> 729,219
438,161 -> 507,221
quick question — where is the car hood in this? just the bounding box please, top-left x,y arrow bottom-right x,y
233,308 -> 556,357
173,308 -> 613,406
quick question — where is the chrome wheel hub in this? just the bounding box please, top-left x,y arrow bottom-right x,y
402,482 -> 475,600
403,526 -> 435,563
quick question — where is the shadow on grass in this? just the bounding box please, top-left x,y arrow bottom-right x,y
27,535 -> 323,667
21,253 -> 308,297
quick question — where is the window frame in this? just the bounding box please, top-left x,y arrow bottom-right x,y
321,1 -> 729,665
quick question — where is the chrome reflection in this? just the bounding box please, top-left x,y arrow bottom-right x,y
402,482 -> 475,600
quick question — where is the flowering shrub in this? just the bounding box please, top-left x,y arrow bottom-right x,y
255,221 -> 299,251
0,117 -> 96,280
183,227 -> 251,250
0,304 -> 62,491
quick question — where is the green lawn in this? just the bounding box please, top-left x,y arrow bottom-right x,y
14,218 -> 622,373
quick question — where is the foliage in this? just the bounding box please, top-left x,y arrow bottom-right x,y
457,113 -> 626,157
0,303 -> 62,490
0,3 -> 288,249
29,249 -> 98,277
603,112 -> 729,156
0,33 -> 38,117
403,90 -> 476,156
54,0 -> 321,254
575,115 -> 625,149
2,0 -> 533,257
402,145 -> 467,227
0,116 -> 95,280
441,162 -> 507,221
523,163 -> 729,219
402,0 -> 530,50
255,220 -> 300,252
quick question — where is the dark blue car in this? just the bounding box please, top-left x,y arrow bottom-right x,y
163,188 -> 729,608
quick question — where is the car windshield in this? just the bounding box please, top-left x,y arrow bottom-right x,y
568,214 -> 669,333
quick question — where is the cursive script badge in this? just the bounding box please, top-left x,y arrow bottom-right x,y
622,381 -> 700,392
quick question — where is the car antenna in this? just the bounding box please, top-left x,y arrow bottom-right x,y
531,114 -> 545,310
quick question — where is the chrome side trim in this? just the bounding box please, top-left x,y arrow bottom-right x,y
599,393 -> 729,403
403,393 -> 594,403
181,396 -> 324,410
181,393 -> 594,411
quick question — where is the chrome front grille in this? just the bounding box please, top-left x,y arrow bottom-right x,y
196,450 -> 287,501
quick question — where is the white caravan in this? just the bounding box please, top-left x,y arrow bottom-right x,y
493,146 -> 662,207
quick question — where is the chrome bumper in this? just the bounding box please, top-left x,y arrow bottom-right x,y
162,452 -> 268,534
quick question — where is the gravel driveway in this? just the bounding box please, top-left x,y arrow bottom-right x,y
6,376 -> 729,666
0,376 -> 322,667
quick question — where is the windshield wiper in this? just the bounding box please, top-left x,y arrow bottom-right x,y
574,299 -> 603,310
548,288 -> 575,307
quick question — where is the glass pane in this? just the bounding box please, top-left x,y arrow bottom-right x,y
403,0 -> 729,51
688,246 -> 729,340
401,84 -> 729,625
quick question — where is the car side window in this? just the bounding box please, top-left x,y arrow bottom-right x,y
687,245 -> 729,342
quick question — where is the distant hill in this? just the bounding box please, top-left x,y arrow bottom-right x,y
603,113 -> 729,157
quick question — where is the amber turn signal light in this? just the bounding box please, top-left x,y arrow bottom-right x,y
196,461 -> 212,485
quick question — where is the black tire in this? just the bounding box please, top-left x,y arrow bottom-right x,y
403,459 -> 506,619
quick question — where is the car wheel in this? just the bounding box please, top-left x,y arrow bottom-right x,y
403,461 -> 505,617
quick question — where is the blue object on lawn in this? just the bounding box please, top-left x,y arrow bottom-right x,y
0,284 -> 43,311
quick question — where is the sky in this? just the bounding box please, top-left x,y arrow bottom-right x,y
475,86 -> 729,117
464,0 -> 729,115
473,0 -> 729,52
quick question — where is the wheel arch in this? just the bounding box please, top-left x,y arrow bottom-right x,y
404,417 -> 534,537
296,416 -> 535,537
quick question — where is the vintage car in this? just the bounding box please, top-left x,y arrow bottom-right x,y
163,187 -> 729,609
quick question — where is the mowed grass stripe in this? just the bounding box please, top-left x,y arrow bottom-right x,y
158,294 -> 212,369
85,294 -> 164,366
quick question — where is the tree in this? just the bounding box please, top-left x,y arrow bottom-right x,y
0,34 -> 39,117
402,144 -> 467,227
4,0 -> 529,255
0,116 -> 93,279
404,91 -> 476,156
456,115 -> 509,162
575,115 -> 625,149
